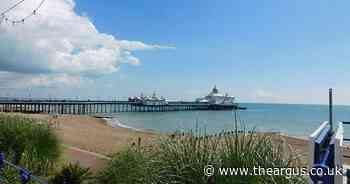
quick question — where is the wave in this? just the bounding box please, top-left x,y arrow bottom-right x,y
103,117 -> 145,132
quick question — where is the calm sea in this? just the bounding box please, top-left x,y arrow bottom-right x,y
109,103 -> 350,138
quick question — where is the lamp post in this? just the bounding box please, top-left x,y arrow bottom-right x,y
329,88 -> 333,132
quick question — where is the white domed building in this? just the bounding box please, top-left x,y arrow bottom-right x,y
196,86 -> 235,105
128,92 -> 168,105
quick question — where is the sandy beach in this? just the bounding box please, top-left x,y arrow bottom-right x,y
3,112 -> 350,171
2,113 -> 160,171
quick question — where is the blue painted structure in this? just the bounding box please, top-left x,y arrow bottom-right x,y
309,123 -> 335,183
309,121 -> 346,184
0,152 -> 47,184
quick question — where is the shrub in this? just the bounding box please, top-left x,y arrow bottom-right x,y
97,128 -> 307,184
0,115 -> 60,176
152,131 -> 221,184
216,130 -> 306,183
0,166 -> 38,184
49,163 -> 93,184
97,148 -> 156,184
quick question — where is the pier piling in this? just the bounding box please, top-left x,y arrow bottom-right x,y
0,100 -> 242,115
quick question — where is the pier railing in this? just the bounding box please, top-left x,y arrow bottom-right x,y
0,100 -> 240,114
0,152 -> 47,184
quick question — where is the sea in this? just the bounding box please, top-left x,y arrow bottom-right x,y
108,103 -> 350,138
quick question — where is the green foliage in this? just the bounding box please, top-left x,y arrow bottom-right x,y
97,128 -> 307,184
0,166 -> 37,184
0,114 -> 307,184
216,130 -> 306,184
0,114 -> 60,177
153,131 -> 221,184
49,163 -> 93,184
96,148 -> 157,184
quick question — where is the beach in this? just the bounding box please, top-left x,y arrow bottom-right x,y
2,113 -> 159,171
4,112 -> 350,171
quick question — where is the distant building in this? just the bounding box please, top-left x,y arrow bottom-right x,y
128,92 -> 168,105
196,86 -> 235,105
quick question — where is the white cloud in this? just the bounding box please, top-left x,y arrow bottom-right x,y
0,72 -> 90,89
118,40 -> 176,51
0,0 -> 173,88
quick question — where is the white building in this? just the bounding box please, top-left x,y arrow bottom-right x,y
129,92 -> 168,105
196,86 -> 235,105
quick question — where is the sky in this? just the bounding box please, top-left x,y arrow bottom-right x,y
1,0 -> 350,104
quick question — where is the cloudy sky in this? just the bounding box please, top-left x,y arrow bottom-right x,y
1,0 -> 350,104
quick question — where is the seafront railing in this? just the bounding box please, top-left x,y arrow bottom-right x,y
340,121 -> 350,143
308,121 -> 344,184
0,152 -> 47,184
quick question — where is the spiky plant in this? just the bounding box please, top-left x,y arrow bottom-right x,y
49,163 -> 93,184
98,128 -> 307,184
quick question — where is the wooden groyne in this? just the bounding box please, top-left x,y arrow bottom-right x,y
0,100 -> 245,114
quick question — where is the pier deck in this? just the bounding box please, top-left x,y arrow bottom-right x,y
0,100 -> 244,114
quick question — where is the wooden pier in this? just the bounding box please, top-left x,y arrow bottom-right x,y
0,100 -> 244,115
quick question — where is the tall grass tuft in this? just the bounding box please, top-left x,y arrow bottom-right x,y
152,131 -> 221,184
98,128 -> 307,184
97,147 -> 156,184
0,114 -> 60,177
217,129 -> 306,183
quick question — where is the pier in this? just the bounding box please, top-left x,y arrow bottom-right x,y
0,100 -> 245,115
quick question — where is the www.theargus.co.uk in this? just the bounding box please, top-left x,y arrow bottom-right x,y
204,165 -> 343,178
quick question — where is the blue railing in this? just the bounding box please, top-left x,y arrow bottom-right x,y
0,152 -> 47,184
309,122 -> 335,183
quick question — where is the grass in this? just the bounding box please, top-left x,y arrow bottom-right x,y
96,148 -> 154,184
0,114 -> 60,180
97,127 -> 307,184
0,113 -> 307,184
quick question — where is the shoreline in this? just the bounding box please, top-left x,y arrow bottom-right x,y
103,115 -> 310,141
92,113 -> 161,134
3,112 -> 350,169
102,117 -> 156,134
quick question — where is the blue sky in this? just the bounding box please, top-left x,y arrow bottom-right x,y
75,0 -> 350,104
2,0 -> 350,104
